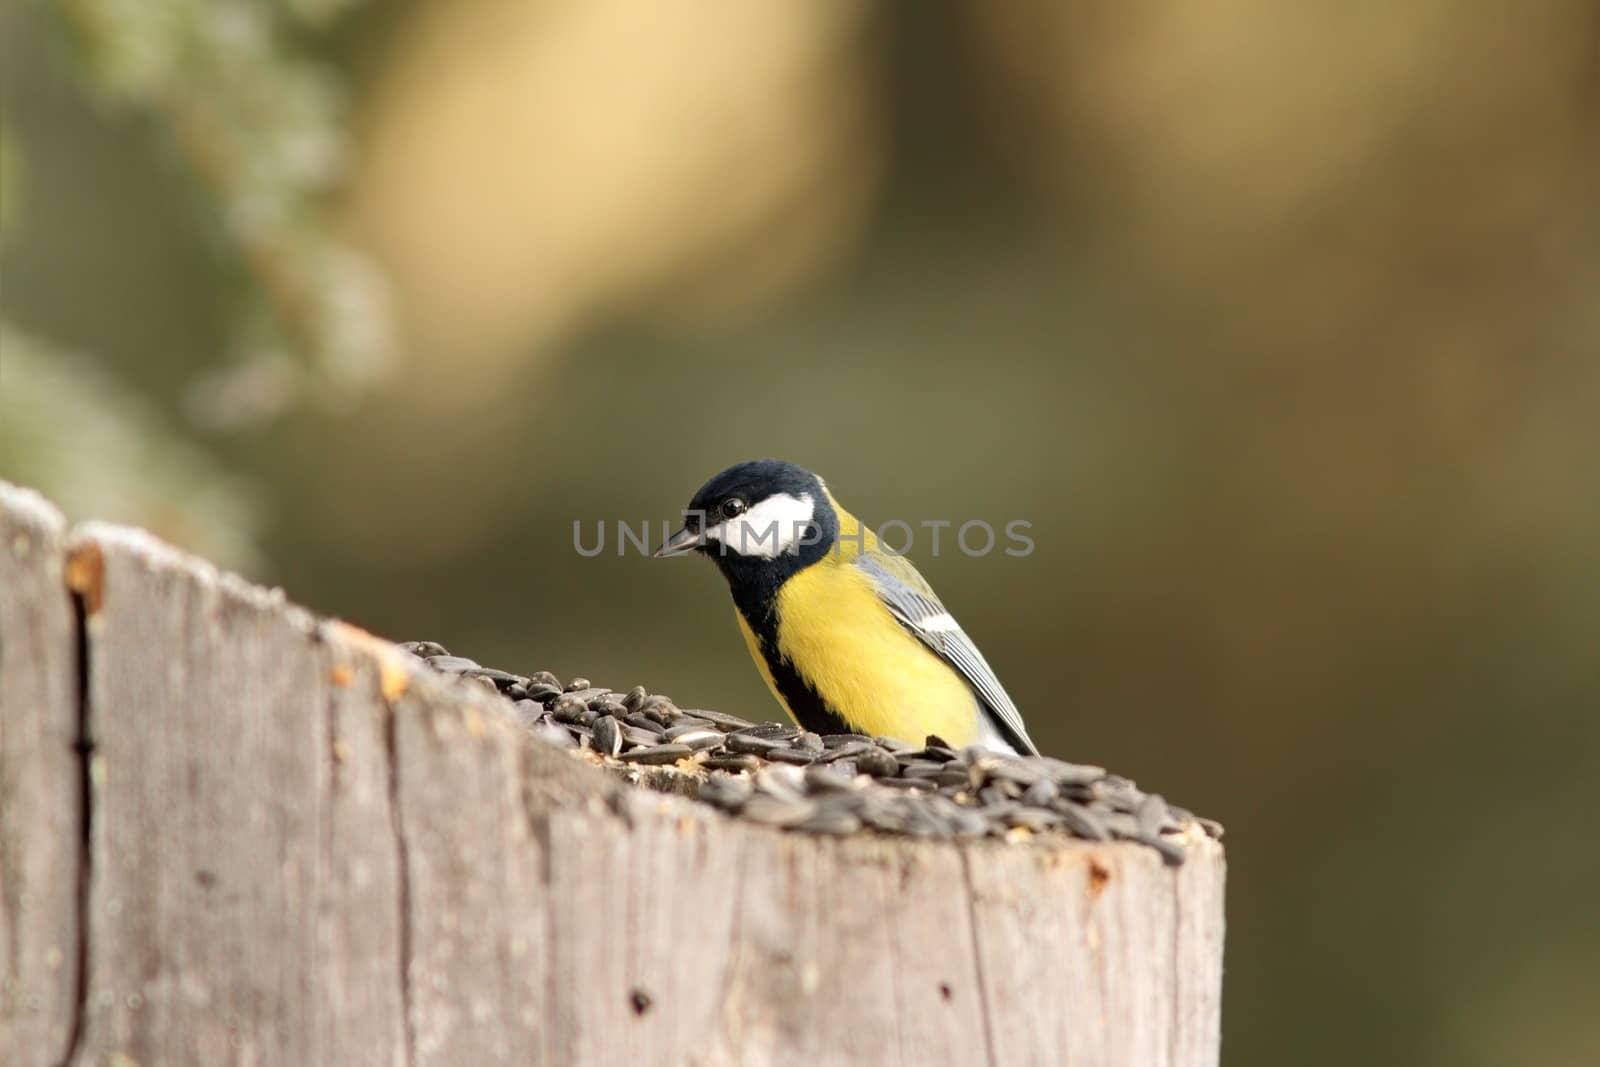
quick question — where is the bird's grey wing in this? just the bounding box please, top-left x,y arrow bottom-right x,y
853,552 -> 1039,755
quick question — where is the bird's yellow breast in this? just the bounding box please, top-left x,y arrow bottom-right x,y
758,556 -> 982,746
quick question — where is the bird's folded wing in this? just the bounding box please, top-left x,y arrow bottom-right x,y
852,552 -> 1039,755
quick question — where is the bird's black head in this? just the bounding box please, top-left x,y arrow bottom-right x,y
656,460 -> 838,594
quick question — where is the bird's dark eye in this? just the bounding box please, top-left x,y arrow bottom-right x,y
721,497 -> 748,519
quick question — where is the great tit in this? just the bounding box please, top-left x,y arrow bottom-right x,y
656,459 -> 1039,755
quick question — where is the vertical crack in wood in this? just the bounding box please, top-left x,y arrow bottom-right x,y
58,576 -> 92,1067
517,748 -> 557,1067
382,705 -> 417,1067
956,846 -> 999,1067
313,670 -> 340,1065
540,816 -> 557,1067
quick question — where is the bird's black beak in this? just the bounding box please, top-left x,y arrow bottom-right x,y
654,526 -> 706,558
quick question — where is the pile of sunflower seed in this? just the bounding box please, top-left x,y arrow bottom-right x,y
401,641 -> 1222,864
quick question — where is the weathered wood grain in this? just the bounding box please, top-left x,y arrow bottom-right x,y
1171,835 -> 1227,1066
0,484 -> 81,1067
63,523 -> 403,1067
0,490 -> 1226,1067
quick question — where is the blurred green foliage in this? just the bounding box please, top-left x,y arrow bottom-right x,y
0,324 -> 259,565
48,0 -> 390,416
2,2 -> 1598,1065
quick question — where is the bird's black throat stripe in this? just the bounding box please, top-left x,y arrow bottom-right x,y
716,559 -> 854,735
734,598 -> 854,737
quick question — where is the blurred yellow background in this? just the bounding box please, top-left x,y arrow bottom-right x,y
3,3 -> 1598,1064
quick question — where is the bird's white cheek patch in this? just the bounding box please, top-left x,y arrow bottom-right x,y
706,492 -> 815,558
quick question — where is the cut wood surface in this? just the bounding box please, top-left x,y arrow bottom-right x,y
0,481 -> 1225,1067
0,487 -> 81,1067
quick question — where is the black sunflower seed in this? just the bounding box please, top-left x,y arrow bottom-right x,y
796,809 -> 862,835
1055,803 -> 1111,841
701,754 -> 761,773
591,715 -> 622,757
791,732 -> 824,754
699,774 -> 753,808
855,748 -> 900,778
725,733 -> 787,755
804,765 -> 858,792
741,795 -> 817,827
681,709 -> 753,731
1022,778 -> 1058,807
815,741 -> 871,764
625,712 -> 666,734
524,682 -> 563,703
620,744 -> 692,765
552,697 -> 589,723
1137,794 -> 1171,837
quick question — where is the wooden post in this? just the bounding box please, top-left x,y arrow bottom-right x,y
0,487 -> 82,1067
0,482 -> 1224,1067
